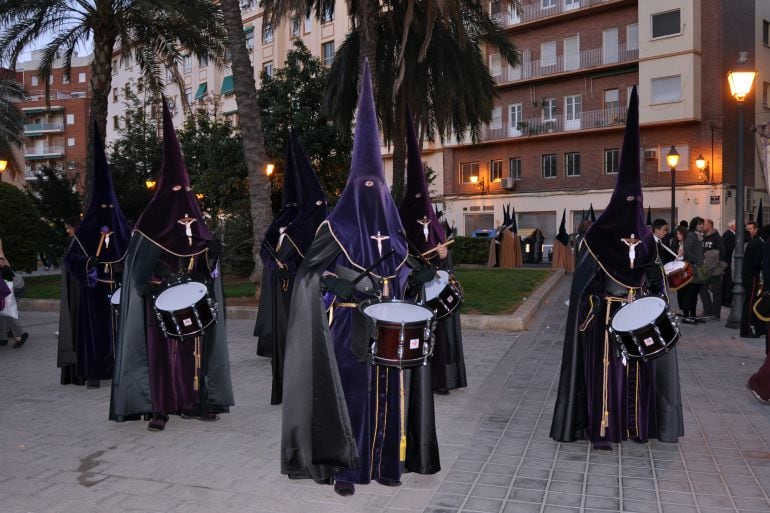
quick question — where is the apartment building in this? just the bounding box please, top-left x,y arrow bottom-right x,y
106,0 -> 351,145
436,0 -> 767,239
16,50 -> 92,183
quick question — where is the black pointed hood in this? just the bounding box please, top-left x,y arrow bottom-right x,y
260,134 -> 302,262
583,87 -> 654,286
589,204 -> 596,223
758,198 -> 764,228
556,209 -> 570,246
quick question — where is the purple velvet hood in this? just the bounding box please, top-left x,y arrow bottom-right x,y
134,100 -> 211,256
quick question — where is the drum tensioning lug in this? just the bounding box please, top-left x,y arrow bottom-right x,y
192,306 -> 203,329
153,306 -> 169,338
170,311 -> 182,337
630,334 -> 644,359
397,321 -> 405,362
208,297 -> 218,321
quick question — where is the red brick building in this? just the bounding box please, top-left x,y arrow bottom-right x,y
438,0 -> 767,241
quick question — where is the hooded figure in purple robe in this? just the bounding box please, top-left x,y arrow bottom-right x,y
59,122 -> 130,388
109,100 -> 233,431
550,87 -> 683,449
281,61 -> 439,494
254,130 -> 328,404
398,112 -> 466,394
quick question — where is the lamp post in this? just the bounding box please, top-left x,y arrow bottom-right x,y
265,163 -> 275,176
666,146 -> 679,228
726,51 -> 757,329
469,173 -> 487,194
145,179 -> 156,189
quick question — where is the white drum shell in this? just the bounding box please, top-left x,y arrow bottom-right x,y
155,282 -> 208,312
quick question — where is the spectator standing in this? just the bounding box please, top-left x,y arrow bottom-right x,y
699,219 -> 725,319
722,220 -> 736,307
0,256 -> 28,348
678,217 -> 705,323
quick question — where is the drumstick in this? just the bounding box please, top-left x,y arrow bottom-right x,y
659,240 -> 680,259
421,239 -> 455,258
95,231 -> 107,258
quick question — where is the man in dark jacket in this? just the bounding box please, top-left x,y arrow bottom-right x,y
699,219 -> 725,319
741,221 -> 765,337
722,220 -> 736,307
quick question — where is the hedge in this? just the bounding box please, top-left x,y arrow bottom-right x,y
451,236 -> 490,265
0,182 -> 44,272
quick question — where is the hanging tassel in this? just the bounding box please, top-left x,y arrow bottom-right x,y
400,369 -> 407,462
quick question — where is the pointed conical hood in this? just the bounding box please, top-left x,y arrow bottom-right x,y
75,122 -> 130,262
502,204 -> 510,227
646,205 -> 652,226
583,87 -> 654,286
589,204 -> 596,222
511,206 -> 518,234
556,209 -> 570,246
398,110 -> 446,251
134,99 -> 211,255
324,60 -> 407,274
581,209 -> 586,221
284,129 -> 328,254
260,132 -> 302,262
758,198 -> 764,228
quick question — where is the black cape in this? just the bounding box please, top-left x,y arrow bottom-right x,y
57,237 -> 85,386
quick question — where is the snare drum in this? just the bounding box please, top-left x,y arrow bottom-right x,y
359,299 -> 436,368
663,260 -> 693,290
607,296 -> 679,361
153,280 -> 217,340
110,286 -> 122,312
423,270 -> 464,319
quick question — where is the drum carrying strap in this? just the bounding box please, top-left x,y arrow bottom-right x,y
601,295 -> 630,437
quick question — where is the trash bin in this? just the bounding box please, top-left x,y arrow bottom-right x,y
518,228 -> 544,263
471,229 -> 496,238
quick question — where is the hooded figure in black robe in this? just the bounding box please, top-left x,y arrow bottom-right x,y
59,123 -> 130,388
398,112 -> 466,394
254,135 -> 302,358
550,88 -> 684,449
58,216 -> 84,385
254,130 -> 328,404
109,100 -> 233,430
281,62 -> 439,495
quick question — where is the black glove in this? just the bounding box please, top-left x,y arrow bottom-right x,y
322,276 -> 355,301
86,257 -> 98,270
413,265 -> 436,285
645,264 -> 664,294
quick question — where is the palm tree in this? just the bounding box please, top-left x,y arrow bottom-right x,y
0,77 -> 25,178
0,0 -> 227,195
325,2 -> 519,202
218,0 -> 272,283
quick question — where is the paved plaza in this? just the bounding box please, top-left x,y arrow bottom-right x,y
3,276 -> 770,513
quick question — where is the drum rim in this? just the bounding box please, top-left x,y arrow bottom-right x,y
664,261 -> 687,272
358,298 -> 435,324
424,270 -> 451,300
610,296 -> 666,330
155,281 -> 208,311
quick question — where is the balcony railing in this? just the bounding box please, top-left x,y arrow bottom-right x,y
24,146 -> 65,158
491,0 -> 623,27
23,123 -> 65,133
467,107 -> 626,144
491,43 -> 638,85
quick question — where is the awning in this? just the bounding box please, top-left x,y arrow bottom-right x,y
243,26 -> 254,33
221,75 -> 234,95
195,82 -> 207,100
223,109 -> 238,115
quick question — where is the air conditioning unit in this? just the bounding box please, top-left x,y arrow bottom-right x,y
501,177 -> 516,190
643,148 -> 658,160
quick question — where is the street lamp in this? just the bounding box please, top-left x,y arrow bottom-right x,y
265,163 -> 275,176
0,160 -> 7,173
469,172 -> 487,194
666,145 -> 679,228
695,154 -> 708,182
726,51 -> 757,329
145,179 -> 157,189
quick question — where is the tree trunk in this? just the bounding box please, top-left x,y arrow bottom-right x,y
85,4 -> 117,208
390,91 -> 407,204
357,0 -> 380,98
219,0 -> 270,286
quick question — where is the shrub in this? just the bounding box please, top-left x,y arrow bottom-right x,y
0,182 -> 44,271
452,236 -> 491,265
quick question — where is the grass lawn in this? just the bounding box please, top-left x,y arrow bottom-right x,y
23,268 -> 551,315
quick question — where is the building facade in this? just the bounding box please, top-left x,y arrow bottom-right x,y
437,0 -> 766,240
16,51 -> 92,184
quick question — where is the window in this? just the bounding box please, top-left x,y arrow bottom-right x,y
490,106 -> 502,130
263,61 -> 273,77
490,160 -> 503,182
564,94 -> 581,129
322,41 -> 335,66
304,13 -> 312,33
166,66 -> 173,82
764,20 -> 770,46
78,72 -> 86,83
460,162 -> 480,184
604,149 -> 619,174
542,0 -> 556,8
123,54 -> 131,69
764,81 -> 769,108
541,41 -> 556,67
564,35 -> 579,71
113,115 -> 119,130
509,158 -> 521,180
509,103 -> 522,135
199,54 -> 209,68
604,89 -> 619,117
113,88 -> 118,103
66,114 -> 74,125
651,75 -> 681,104
651,9 -> 681,38
322,5 -> 334,23
62,74 -> 69,85
603,27 -> 618,64
67,137 -> 75,147
182,54 -> 192,74
49,75 -> 54,85
542,98 -> 557,121
489,53 -> 501,80
245,29 -> 254,50
262,22 -> 273,43
291,16 -> 301,37
185,87 -> 192,105
31,76 -> 38,87
627,23 -> 639,51
565,152 -> 581,177
542,154 -> 557,178
112,59 -> 118,74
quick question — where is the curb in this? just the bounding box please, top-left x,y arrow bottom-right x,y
19,269 -> 567,331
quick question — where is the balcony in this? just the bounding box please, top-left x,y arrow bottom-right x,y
491,43 -> 638,86
24,145 -> 65,160
454,107 -> 626,145
23,123 -> 65,135
491,0 -> 627,28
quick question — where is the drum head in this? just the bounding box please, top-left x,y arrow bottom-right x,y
611,296 -> 666,332
363,300 -> 434,323
664,261 -> 685,273
424,270 -> 450,301
155,281 -> 207,312
110,287 -> 122,306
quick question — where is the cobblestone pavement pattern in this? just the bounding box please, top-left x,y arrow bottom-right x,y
3,276 -> 770,513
